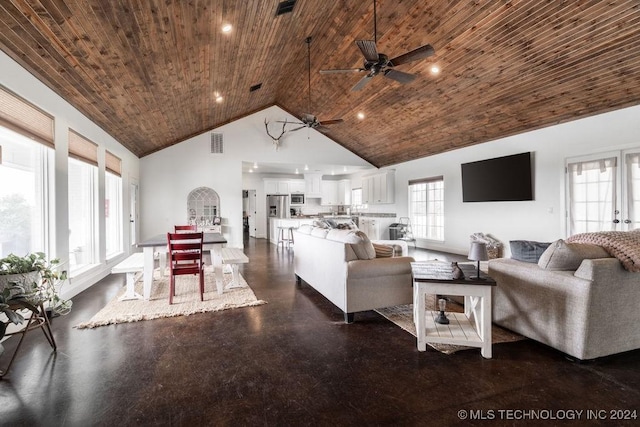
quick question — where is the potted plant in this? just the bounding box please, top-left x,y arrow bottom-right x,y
0,252 -> 72,347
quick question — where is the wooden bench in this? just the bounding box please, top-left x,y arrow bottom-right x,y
221,248 -> 249,290
111,252 -> 144,301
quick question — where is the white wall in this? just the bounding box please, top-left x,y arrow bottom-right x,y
1,51 -> 141,298
140,105 -> 372,247
391,105 -> 640,255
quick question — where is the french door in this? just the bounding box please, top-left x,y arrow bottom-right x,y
566,148 -> 640,235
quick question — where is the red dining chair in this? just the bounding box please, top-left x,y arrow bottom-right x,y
167,232 -> 204,304
174,224 -> 197,232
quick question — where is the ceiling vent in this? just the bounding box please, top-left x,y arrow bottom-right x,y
275,0 -> 296,16
210,133 -> 224,154
249,83 -> 262,92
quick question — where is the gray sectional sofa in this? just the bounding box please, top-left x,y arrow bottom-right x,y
293,225 -> 415,323
489,238 -> 640,360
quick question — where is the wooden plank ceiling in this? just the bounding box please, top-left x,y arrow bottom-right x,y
1,0 -> 639,166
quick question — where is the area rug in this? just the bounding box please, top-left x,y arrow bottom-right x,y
375,295 -> 525,355
75,267 -> 266,329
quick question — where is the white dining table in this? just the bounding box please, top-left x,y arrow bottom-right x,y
137,232 -> 227,300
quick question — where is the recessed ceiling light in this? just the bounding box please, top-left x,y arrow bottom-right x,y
249,168 -> 253,173
357,112 -> 365,120
215,95 -> 223,103
430,65 -> 440,75
253,162 -> 258,169
295,168 -> 299,174
222,24 -> 232,33
304,164 -> 309,171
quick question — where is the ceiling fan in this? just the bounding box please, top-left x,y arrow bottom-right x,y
319,0 -> 435,91
280,36 -> 343,132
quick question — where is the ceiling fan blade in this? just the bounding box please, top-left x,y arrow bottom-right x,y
278,120 -> 303,125
383,69 -> 416,84
355,40 -> 379,62
351,74 -> 374,91
319,68 -> 364,74
319,119 -> 344,125
289,125 -> 307,132
388,44 -> 435,66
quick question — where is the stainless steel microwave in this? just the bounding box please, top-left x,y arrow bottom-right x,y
291,193 -> 305,205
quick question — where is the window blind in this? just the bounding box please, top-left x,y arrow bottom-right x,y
68,129 -> 98,166
408,175 -> 443,186
0,85 -> 54,148
105,150 -> 121,176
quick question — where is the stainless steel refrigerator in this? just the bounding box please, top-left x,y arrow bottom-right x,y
267,194 -> 290,241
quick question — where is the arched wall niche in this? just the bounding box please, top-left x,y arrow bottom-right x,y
187,187 -> 220,226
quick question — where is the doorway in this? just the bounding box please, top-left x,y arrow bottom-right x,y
243,189 -> 257,238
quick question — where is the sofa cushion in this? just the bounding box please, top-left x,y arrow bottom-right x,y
372,243 -> 394,258
310,227 -> 329,239
510,240 -> 551,263
325,229 -> 375,260
538,239 -> 610,271
297,224 -> 313,234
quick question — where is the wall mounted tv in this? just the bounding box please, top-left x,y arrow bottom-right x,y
461,152 -> 533,202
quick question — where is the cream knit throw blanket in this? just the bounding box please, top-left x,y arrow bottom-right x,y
566,229 -> 640,272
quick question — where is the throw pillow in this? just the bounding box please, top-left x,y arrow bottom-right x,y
310,227 -> 329,238
510,240 -> 551,263
372,243 -> 393,258
313,219 -> 330,229
537,239 -> 611,271
297,224 -> 313,234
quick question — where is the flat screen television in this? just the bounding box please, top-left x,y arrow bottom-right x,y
461,152 -> 533,202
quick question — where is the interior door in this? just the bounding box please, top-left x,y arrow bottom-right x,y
248,190 -> 257,237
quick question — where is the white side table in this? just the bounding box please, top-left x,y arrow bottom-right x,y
412,262 -> 497,359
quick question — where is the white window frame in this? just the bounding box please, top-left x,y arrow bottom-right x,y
105,171 -> 123,260
68,156 -> 98,276
0,127 -> 51,257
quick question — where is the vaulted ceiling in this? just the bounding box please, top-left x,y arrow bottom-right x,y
1,1 -> 639,167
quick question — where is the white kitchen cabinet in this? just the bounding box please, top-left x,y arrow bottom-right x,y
264,180 -> 278,195
278,181 -> 290,194
264,179 -> 293,195
305,173 -> 323,197
338,179 -> 351,205
321,180 -> 339,205
359,216 -> 397,240
359,217 -> 380,240
289,180 -> 305,193
361,170 -> 395,204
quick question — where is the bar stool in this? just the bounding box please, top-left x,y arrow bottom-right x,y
276,226 -> 295,248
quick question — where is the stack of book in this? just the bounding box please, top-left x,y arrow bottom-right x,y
411,261 -> 463,280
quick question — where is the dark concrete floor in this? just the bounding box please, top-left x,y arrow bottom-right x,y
1,236 -> 639,426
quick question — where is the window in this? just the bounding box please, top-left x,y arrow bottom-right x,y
566,150 -> 639,235
408,176 -> 444,241
0,128 -> 50,257
68,130 -> 98,274
625,152 -> 640,230
351,188 -> 364,209
0,86 -> 54,258
567,156 -> 617,234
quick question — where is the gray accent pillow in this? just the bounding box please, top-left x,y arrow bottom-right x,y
537,239 -> 610,271
510,240 -> 551,263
